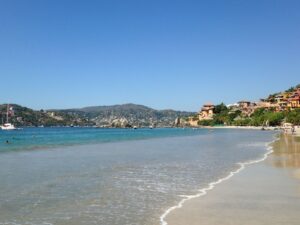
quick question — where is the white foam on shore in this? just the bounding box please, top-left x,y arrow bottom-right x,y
160,135 -> 279,225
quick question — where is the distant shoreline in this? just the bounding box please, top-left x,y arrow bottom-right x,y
187,125 -> 279,130
206,125 -> 278,130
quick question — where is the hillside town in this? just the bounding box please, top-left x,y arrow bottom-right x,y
185,85 -> 300,127
0,103 -> 193,128
1,86 -> 299,129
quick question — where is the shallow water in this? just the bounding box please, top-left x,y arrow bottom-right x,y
0,127 -> 208,152
165,134 -> 300,225
0,128 -> 275,225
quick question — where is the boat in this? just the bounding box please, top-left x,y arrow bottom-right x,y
1,123 -> 16,130
1,104 -> 17,130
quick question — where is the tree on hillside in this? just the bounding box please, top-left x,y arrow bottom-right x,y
286,86 -> 295,92
265,112 -> 285,126
213,103 -> 228,114
198,119 -> 213,126
251,108 -> 265,117
286,109 -> 300,125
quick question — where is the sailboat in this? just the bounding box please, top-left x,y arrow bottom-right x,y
0,104 -> 16,130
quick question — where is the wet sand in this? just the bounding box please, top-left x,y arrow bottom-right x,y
166,133 -> 300,225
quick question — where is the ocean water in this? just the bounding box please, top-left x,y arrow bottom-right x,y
0,127 -> 208,152
0,128 -> 275,225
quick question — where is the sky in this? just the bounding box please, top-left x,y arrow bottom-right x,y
0,0 -> 299,111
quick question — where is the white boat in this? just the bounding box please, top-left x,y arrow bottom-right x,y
1,104 -> 17,130
0,123 -> 16,130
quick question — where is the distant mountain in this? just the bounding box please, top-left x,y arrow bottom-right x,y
0,104 -> 93,127
0,103 -> 194,127
57,103 -> 194,127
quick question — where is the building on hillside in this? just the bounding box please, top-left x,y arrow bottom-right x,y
257,100 -> 271,108
237,101 -> 257,116
188,119 -> 199,127
257,89 -> 300,111
48,112 -> 55,117
226,103 -> 239,108
288,88 -> 300,108
238,101 -> 251,109
273,92 -> 290,110
198,103 -> 214,120
257,100 -> 279,111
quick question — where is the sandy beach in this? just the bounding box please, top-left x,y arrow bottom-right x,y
210,125 -> 279,130
165,133 -> 300,225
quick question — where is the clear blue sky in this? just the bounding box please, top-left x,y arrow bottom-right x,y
0,0 -> 299,111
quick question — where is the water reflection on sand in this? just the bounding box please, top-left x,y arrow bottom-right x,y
268,134 -> 300,182
166,133 -> 300,225
269,134 -> 300,168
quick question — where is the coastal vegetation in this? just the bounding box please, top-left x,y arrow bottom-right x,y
197,105 -> 299,126
1,85 -> 299,128
57,104 -> 193,127
0,104 -> 94,127
188,84 -> 300,127
0,103 -> 193,128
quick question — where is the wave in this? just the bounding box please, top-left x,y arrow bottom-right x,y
159,135 -> 279,225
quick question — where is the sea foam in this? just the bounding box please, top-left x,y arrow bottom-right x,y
160,135 -> 279,225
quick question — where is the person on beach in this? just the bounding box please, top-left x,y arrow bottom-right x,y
291,125 -> 295,134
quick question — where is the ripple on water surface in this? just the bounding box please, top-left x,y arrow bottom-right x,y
0,128 -> 275,225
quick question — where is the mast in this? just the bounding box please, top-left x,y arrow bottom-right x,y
6,104 -> 9,124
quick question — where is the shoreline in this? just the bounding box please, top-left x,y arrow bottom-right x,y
202,125 -> 279,130
165,133 -> 300,225
160,134 -> 278,225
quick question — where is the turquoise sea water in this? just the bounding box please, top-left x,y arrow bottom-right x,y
0,127 -> 206,152
0,128 -> 276,225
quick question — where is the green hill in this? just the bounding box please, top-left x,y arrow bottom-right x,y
57,103 -> 194,127
0,103 -> 194,127
0,104 -> 93,127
